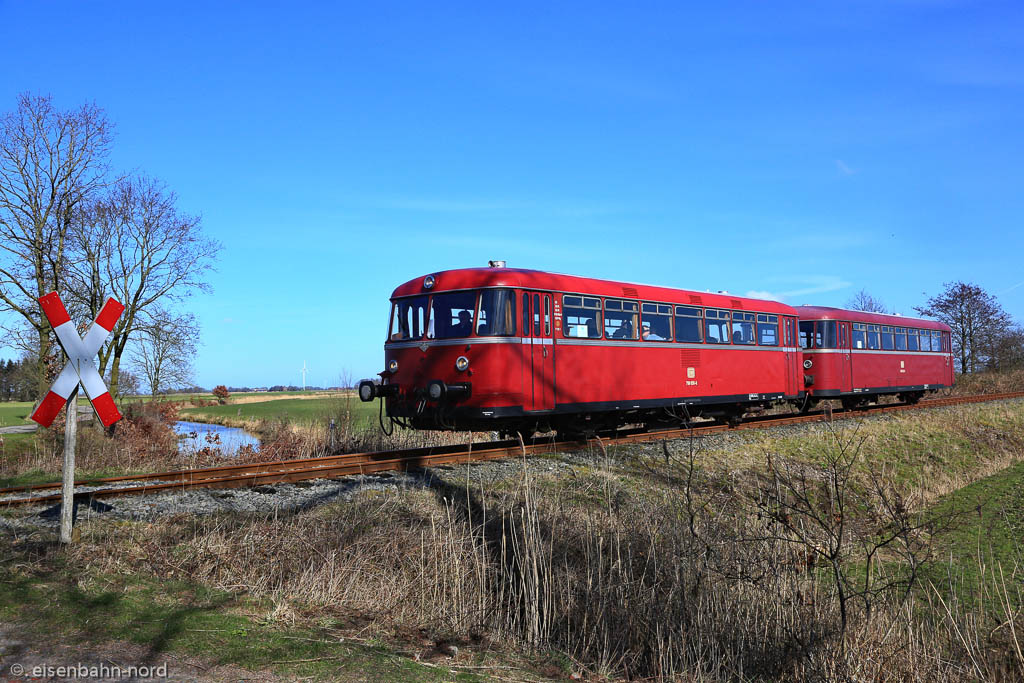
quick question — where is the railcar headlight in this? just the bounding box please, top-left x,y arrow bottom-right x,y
803,359 -> 813,369
388,359 -> 399,373
423,275 -> 435,289
427,380 -> 445,401
358,380 -> 376,402
455,356 -> 470,372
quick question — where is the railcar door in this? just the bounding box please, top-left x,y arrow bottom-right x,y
839,322 -> 852,391
525,292 -> 555,411
784,316 -> 799,395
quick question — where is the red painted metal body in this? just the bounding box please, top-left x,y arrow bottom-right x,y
376,267 -> 802,432
795,306 -> 954,403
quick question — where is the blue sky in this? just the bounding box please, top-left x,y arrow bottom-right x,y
1,0 -> 1022,388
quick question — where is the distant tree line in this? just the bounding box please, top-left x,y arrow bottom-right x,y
0,357 -> 36,401
0,93 -> 220,403
848,282 -> 1024,374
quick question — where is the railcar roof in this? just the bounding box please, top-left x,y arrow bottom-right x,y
795,305 -> 950,331
391,267 -> 798,314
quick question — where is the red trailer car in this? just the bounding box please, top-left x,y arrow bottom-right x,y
795,306 -> 954,408
359,265 -> 804,434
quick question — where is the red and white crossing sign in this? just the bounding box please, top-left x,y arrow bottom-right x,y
30,292 -> 125,428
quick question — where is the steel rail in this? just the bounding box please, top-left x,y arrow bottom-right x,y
3,391 -> 1023,507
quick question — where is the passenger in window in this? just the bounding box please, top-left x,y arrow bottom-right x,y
732,329 -> 744,344
613,320 -> 633,339
642,323 -> 665,341
452,310 -> 472,337
586,318 -> 600,339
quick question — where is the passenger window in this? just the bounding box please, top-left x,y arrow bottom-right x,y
881,326 -> 894,350
604,299 -> 639,339
799,321 -> 815,349
757,314 -> 779,346
919,329 -> 931,351
705,309 -> 730,344
894,327 -> 907,351
390,295 -> 430,340
562,295 -> 602,339
907,328 -> 919,351
641,302 -> 673,341
476,289 -> 516,336
674,306 -> 703,343
852,323 -> 866,350
732,312 -> 756,344
931,331 -> 942,352
868,325 -> 884,350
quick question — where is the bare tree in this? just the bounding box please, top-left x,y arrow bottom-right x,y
67,175 -> 219,397
130,310 -> 198,397
0,93 -> 113,396
915,282 -> 1011,373
845,289 -> 888,313
986,324 -> 1024,372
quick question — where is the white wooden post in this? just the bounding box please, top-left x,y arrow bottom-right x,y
60,383 -> 79,544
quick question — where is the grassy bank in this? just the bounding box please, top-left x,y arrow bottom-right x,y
4,399 -> 1024,680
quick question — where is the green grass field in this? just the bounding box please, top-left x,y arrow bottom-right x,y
179,396 -> 379,428
0,401 -> 33,427
927,458 -> 1024,599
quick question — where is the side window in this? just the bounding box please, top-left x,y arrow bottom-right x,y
907,328 -> 919,351
674,306 -> 703,343
544,296 -> 550,336
562,295 -> 602,339
641,302 -> 673,341
852,323 -> 866,349
522,293 -> 529,337
604,298 -> 639,339
533,294 -> 541,336
757,314 -> 779,346
799,321 -> 815,349
705,309 -> 730,344
881,326 -> 894,350
894,327 -> 907,351
867,325 -> 881,350
919,329 -> 931,351
732,312 -> 756,344
931,330 -> 942,352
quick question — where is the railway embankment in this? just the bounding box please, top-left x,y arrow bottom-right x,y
2,397 -> 1024,680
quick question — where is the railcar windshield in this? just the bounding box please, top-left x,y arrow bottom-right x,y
390,296 -> 430,340
428,291 -> 477,339
799,321 -> 814,348
477,289 -> 516,336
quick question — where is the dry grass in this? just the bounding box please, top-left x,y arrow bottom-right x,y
951,369 -> 1024,396
63,406 -> 1024,680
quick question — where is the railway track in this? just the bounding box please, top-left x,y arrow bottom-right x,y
3,390 -> 1023,508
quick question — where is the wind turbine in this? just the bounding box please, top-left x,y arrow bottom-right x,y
301,361 -> 308,391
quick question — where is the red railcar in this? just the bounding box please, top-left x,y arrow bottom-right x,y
359,265 -> 803,434
795,306 -> 954,408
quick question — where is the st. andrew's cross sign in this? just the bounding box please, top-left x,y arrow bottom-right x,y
30,292 -> 125,428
